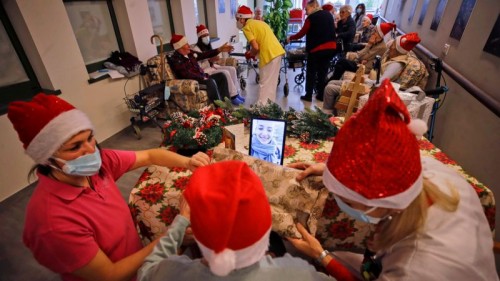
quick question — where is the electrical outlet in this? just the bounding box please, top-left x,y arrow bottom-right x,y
443,43 -> 450,56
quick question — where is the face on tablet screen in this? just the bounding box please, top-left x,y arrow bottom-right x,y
249,118 -> 286,165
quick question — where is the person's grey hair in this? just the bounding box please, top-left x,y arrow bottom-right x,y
340,5 -> 353,14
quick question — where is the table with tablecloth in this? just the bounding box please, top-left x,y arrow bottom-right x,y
128,124 -> 495,252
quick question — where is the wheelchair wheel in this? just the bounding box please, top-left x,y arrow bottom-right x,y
255,74 -> 260,84
284,82 -> 289,97
295,73 -> 305,85
240,78 -> 247,90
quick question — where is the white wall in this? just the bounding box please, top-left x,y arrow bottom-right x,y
0,0 -> 233,201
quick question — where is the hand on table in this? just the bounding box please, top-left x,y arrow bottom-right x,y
186,152 -> 211,171
286,223 -> 324,260
288,162 -> 326,181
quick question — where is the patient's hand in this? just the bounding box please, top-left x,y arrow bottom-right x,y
288,162 -> 326,181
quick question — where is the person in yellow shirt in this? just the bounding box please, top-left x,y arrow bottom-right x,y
236,5 -> 285,104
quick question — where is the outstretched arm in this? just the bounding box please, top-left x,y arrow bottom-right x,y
132,148 -> 210,172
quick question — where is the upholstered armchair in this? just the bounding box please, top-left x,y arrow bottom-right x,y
143,52 -> 209,114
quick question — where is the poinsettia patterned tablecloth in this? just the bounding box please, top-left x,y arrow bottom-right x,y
128,137 -> 495,251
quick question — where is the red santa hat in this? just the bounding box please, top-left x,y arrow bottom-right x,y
322,3 -> 334,11
323,79 -> 428,209
7,93 -> 94,165
196,24 -> 209,38
236,5 -> 253,19
366,13 -> 374,20
170,34 -> 188,50
376,22 -> 396,38
396,32 -> 421,54
184,161 -> 272,276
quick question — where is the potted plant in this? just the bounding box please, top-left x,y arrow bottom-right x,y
263,0 -> 293,42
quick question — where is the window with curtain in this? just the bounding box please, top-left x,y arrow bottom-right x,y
0,3 -> 41,115
64,0 -> 123,73
148,0 -> 174,49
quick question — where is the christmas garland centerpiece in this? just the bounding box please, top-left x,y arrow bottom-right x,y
162,106 -> 235,153
215,99 -> 338,143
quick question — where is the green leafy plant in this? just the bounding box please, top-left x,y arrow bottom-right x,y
264,0 -> 293,42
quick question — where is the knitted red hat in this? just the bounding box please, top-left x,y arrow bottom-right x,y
323,80 -> 427,209
184,161 -> 272,276
236,5 -> 253,19
7,93 -> 94,164
396,32 -> 421,54
376,22 -> 396,38
170,34 -> 188,50
322,3 -> 334,11
196,24 -> 209,38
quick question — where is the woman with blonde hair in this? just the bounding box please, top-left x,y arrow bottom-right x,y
288,80 -> 498,281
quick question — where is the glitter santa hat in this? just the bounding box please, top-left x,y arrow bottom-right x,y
183,161 -> 272,276
236,5 -> 253,19
323,79 -> 428,209
196,24 -> 209,38
396,32 -> 421,54
7,93 -> 94,165
170,34 -> 188,50
376,22 -> 396,38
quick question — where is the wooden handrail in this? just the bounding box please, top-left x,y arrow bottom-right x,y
379,16 -> 500,118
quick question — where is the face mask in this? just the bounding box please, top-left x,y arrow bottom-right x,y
53,147 -> 102,176
236,20 -> 244,30
201,37 -> 210,45
356,8 -> 362,14
334,195 -> 382,224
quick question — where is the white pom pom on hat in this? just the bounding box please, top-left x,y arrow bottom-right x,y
408,119 -> 428,138
209,249 -> 236,276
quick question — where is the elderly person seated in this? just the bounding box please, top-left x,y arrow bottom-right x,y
350,16 -> 375,51
168,34 -> 234,103
328,22 -> 396,82
138,161 -> 334,281
323,32 -> 428,115
192,25 -> 245,105
336,5 -> 356,53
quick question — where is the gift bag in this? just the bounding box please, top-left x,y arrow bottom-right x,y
212,147 -> 329,238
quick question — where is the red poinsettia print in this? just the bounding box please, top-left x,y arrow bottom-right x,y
136,170 -> 153,185
284,145 -> 296,158
171,166 -> 188,173
322,198 -> 340,218
485,206 -> 496,231
128,203 -> 140,225
157,205 -> 179,225
433,151 -> 457,165
173,176 -> 190,191
313,151 -> 330,163
418,139 -> 435,150
139,183 -> 165,205
469,182 -> 485,196
299,142 -> 321,150
328,219 -> 356,240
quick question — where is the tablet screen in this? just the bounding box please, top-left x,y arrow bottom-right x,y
249,118 -> 287,165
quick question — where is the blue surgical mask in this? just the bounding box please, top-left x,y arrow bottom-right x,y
236,20 -> 244,30
53,148 -> 102,176
334,195 -> 382,224
201,37 -> 210,45
356,8 -> 362,14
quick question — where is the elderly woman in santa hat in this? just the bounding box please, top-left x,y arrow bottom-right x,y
287,80 -> 498,280
7,94 -> 210,281
192,24 -> 246,105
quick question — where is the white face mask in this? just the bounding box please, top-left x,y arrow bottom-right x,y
201,36 -> 210,45
236,20 -> 244,30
